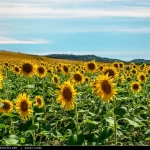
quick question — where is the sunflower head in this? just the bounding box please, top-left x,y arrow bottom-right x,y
21,61 -> 35,77
56,80 -> 76,111
52,74 -> 59,85
71,71 -> 84,85
12,66 -> 20,74
85,76 -> 89,83
15,93 -> 33,120
62,64 -> 69,74
137,73 -> 147,83
131,69 -> 137,75
35,96 -> 44,108
85,60 -> 97,73
103,66 -> 119,79
0,99 -> 13,113
36,65 -> 47,78
146,67 -> 150,76
131,81 -> 142,93
91,74 -> 117,102
112,62 -> 119,69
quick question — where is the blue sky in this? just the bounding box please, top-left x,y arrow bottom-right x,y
0,0 -> 150,61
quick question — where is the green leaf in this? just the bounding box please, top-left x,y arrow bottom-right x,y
0,124 -> 5,129
20,137 -> 26,144
84,119 -> 99,125
1,113 -> 16,118
4,135 -> 19,146
98,127 -> 113,141
123,118 -> 139,128
105,117 -> 114,127
29,122 -> 39,130
114,106 -> 127,116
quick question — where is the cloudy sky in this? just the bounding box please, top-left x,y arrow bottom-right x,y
0,0 -> 150,61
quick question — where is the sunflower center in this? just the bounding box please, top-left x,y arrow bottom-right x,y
22,63 -> 33,73
54,77 -> 58,83
101,80 -> 111,94
74,74 -> 82,82
21,101 -> 28,111
37,98 -> 42,105
48,70 -> 51,73
88,63 -> 95,70
38,67 -> 45,74
62,87 -> 72,101
15,67 -> 19,72
114,64 -> 118,68
63,66 -> 68,73
85,78 -> 88,82
104,69 -> 115,78
127,77 -> 131,81
132,70 -> 136,74
148,70 -> 150,74
133,84 -> 139,90
120,64 -> 123,68
3,102 -> 10,110
140,75 -> 145,80
57,69 -> 61,73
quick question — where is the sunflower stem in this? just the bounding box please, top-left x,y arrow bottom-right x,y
32,115 -> 36,146
75,102 -> 79,135
113,97 -> 117,145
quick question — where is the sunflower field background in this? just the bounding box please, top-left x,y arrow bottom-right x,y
0,51 -> 150,146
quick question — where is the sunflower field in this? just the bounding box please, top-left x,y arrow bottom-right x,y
0,53 -> 150,146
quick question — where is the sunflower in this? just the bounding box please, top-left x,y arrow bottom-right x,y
21,61 -> 35,77
119,62 -> 125,69
35,96 -> 44,108
99,65 -> 104,72
85,76 -> 89,83
137,73 -> 147,83
85,60 -> 97,73
146,67 -> 150,76
91,74 -> 117,102
15,93 -> 33,120
126,75 -> 132,82
103,66 -> 119,79
118,76 -> 125,85
131,69 -> 137,75
52,74 -> 59,85
62,64 -> 69,74
56,80 -> 76,111
12,65 -> 20,74
71,71 -> 84,85
112,62 -> 119,69
0,99 -> 13,113
36,65 -> 47,78
131,81 -> 141,93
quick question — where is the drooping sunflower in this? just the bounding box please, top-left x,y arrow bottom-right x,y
85,60 -> 97,73
52,74 -> 59,85
137,73 -> 147,83
15,93 -> 33,120
35,96 -> 44,108
71,71 -> 84,85
131,81 -> 142,93
91,74 -> 117,102
56,80 -> 76,111
12,65 -> 20,74
103,66 -> 119,79
21,61 -> 35,77
36,65 -> 47,78
0,99 -> 13,113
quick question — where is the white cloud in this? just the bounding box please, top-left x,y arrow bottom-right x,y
0,37 -> 49,44
0,3 -> 150,18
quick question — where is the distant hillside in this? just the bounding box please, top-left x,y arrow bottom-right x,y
45,54 -> 150,64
